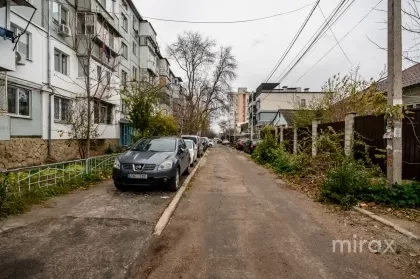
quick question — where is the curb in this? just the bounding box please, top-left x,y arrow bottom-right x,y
353,206 -> 420,241
153,152 -> 208,236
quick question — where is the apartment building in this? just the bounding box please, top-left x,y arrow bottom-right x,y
227,88 -> 248,132
249,83 -> 324,130
0,0 -> 183,169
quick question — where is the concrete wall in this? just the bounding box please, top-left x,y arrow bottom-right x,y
0,138 -> 119,169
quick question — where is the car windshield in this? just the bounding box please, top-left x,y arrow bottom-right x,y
182,136 -> 197,144
185,140 -> 194,149
131,138 -> 176,152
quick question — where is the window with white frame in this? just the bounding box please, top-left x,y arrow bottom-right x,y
132,41 -> 137,56
121,42 -> 128,58
97,65 -> 102,81
10,24 -> 31,60
122,0 -> 128,10
77,13 -> 95,35
100,0 -> 114,14
301,98 -> 306,108
133,18 -> 138,31
78,57 -> 88,77
7,86 -> 30,117
121,70 -> 127,86
122,14 -> 128,30
132,66 -> 137,80
54,96 -> 71,122
94,101 -> 113,124
52,2 -> 69,26
54,48 -> 69,75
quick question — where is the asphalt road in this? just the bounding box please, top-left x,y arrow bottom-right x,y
133,146 -> 414,279
0,161 -> 197,279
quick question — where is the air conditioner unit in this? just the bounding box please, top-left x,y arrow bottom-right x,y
16,51 -> 26,65
58,24 -> 71,37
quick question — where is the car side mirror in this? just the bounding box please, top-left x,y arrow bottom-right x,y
125,145 -> 132,151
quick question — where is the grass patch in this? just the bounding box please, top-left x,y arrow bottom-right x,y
0,173 -> 103,217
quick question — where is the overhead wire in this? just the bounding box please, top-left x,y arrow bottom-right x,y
274,0 -> 354,85
264,0 -> 320,83
292,0 -> 384,85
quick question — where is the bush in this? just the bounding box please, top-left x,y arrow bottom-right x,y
321,158 -> 375,209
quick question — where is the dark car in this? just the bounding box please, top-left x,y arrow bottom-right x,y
113,137 -> 191,191
236,138 -> 249,150
244,139 -> 260,154
201,137 -> 209,151
182,135 -> 203,157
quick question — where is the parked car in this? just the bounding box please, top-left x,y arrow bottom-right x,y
182,135 -> 203,157
113,136 -> 191,191
236,138 -> 249,150
244,139 -> 260,154
208,139 -> 214,147
184,139 -> 198,165
201,137 -> 209,151
222,139 -> 230,145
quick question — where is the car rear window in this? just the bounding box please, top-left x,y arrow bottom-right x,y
184,140 -> 194,149
132,138 -> 176,152
182,136 -> 197,144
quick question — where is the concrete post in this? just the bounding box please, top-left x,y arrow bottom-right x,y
344,112 -> 357,156
280,125 -> 285,143
387,0 -> 403,185
312,119 -> 319,157
293,127 -> 298,154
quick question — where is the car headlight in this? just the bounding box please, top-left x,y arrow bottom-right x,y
113,158 -> 120,169
158,160 -> 173,170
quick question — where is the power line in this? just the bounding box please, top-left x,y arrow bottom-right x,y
264,0 -> 320,83
318,5 -> 354,67
293,0 -> 384,85
275,0 -> 354,85
48,0 -> 316,24
144,3 -> 316,24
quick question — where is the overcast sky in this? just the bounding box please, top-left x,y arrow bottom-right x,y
135,0 -> 419,132
136,0 -> 417,92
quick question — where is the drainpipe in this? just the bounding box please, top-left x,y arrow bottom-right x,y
46,0 -> 54,158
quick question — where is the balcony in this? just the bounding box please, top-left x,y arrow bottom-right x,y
0,27 -> 16,71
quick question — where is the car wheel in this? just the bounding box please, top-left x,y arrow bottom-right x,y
186,163 -> 193,174
168,168 -> 180,192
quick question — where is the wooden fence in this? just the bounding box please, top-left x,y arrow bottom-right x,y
279,108 -> 420,181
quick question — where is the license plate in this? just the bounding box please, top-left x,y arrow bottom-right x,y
128,174 -> 147,179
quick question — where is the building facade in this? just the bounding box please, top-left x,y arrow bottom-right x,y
228,88 -> 248,132
248,83 -> 324,134
0,0 -> 183,169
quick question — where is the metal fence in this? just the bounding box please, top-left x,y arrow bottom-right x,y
0,154 -> 118,195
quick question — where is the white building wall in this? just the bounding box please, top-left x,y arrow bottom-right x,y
259,92 -> 324,111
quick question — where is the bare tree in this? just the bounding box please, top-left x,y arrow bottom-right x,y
167,32 -> 237,134
55,6 -> 121,158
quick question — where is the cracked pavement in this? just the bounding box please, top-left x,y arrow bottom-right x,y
134,146 -> 417,279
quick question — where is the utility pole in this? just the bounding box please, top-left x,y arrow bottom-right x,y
387,0 -> 403,185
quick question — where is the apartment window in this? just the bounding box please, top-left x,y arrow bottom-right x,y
52,2 -> 69,26
109,31 -> 114,48
54,97 -> 71,122
78,57 -> 88,77
77,13 -> 95,35
7,87 -> 30,117
94,101 -> 113,124
106,71 -> 111,87
122,14 -> 128,30
301,99 -> 306,108
132,41 -> 137,56
121,70 -> 127,86
133,18 -> 138,31
11,24 -> 31,59
122,0 -> 128,10
97,65 -> 102,81
132,66 -> 137,80
100,0 -> 114,14
121,42 -> 128,58
54,49 -> 68,75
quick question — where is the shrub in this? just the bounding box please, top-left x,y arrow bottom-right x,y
321,158 -> 376,209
